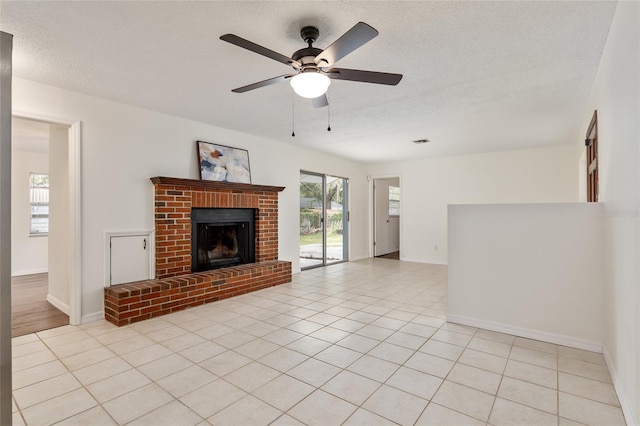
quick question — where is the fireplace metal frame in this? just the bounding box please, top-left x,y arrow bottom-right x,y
191,208 -> 256,272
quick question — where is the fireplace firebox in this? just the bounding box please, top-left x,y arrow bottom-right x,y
191,208 -> 255,272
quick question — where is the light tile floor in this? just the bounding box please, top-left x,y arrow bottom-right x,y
11,259 -> 626,425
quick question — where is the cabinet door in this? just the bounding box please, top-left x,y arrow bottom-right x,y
110,235 -> 150,285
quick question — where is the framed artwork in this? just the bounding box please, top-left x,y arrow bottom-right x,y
197,141 -> 251,184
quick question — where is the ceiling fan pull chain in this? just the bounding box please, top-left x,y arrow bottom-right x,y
291,92 -> 296,137
327,89 -> 332,132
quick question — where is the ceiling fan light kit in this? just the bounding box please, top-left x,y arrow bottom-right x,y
220,21 -> 403,110
290,71 -> 331,99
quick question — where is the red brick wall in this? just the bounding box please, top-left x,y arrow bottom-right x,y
105,261 -> 291,326
154,183 -> 280,278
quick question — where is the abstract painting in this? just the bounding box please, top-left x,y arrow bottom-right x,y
197,141 -> 251,184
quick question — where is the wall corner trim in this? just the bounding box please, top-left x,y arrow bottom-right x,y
46,293 -> 70,316
603,345 -> 638,426
81,311 -> 104,325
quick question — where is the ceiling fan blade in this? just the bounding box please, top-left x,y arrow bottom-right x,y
326,68 -> 402,85
311,94 -> 329,109
314,22 -> 378,67
231,74 -> 296,93
221,34 -> 301,68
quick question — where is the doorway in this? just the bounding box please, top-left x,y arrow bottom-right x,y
373,177 -> 400,259
11,115 -> 80,332
299,171 -> 349,270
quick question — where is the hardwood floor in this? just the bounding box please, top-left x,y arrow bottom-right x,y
376,251 -> 400,260
11,273 -> 69,337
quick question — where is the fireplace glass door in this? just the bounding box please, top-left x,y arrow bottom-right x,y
299,171 -> 348,270
197,223 -> 244,269
191,208 -> 255,272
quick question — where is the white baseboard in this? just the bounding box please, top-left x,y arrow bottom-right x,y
12,268 -> 48,277
81,311 -> 104,324
349,254 -> 368,262
397,256 -> 448,265
420,258 -> 448,265
368,254 -> 448,265
446,313 -> 603,353
46,293 -> 70,316
603,345 -> 638,426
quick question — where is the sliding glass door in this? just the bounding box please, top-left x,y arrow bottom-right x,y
299,171 -> 348,269
325,175 -> 347,265
299,172 -> 324,268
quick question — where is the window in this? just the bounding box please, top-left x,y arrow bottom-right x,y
29,173 -> 49,235
389,186 -> 400,216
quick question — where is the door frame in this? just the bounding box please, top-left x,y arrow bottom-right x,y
300,170 -> 349,270
370,174 -> 402,258
13,111 -> 82,325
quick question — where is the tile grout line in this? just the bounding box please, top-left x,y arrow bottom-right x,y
10,261 -> 622,426
16,330 -> 124,426
487,338 -> 515,426
557,344 -> 561,426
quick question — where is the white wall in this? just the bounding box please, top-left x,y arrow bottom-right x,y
577,2 -> 640,423
13,78 -> 368,321
448,203 -> 604,350
47,126 -> 70,312
368,144 -> 578,264
10,148 -> 48,275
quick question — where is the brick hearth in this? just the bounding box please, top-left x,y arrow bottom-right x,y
104,177 -> 291,326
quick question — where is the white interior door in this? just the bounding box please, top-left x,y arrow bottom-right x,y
388,216 -> 400,253
374,178 -> 400,256
374,179 -> 391,256
109,234 -> 150,285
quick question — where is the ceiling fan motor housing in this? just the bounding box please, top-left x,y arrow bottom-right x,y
300,26 -> 320,44
292,47 -> 323,67
292,26 -> 324,69
291,26 -> 327,70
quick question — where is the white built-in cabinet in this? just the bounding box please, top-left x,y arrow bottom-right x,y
105,230 -> 154,286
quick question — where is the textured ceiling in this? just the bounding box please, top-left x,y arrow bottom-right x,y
1,1 -> 616,163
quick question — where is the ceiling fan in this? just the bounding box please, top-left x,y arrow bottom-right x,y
220,22 -> 403,108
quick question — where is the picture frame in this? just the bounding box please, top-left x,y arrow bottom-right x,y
196,140 -> 252,184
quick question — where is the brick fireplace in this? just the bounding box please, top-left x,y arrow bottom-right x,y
151,176 -> 283,278
104,177 -> 292,326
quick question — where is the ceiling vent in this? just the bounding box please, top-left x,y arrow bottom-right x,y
412,139 -> 430,144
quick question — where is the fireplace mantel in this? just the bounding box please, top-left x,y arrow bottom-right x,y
150,176 -> 285,193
